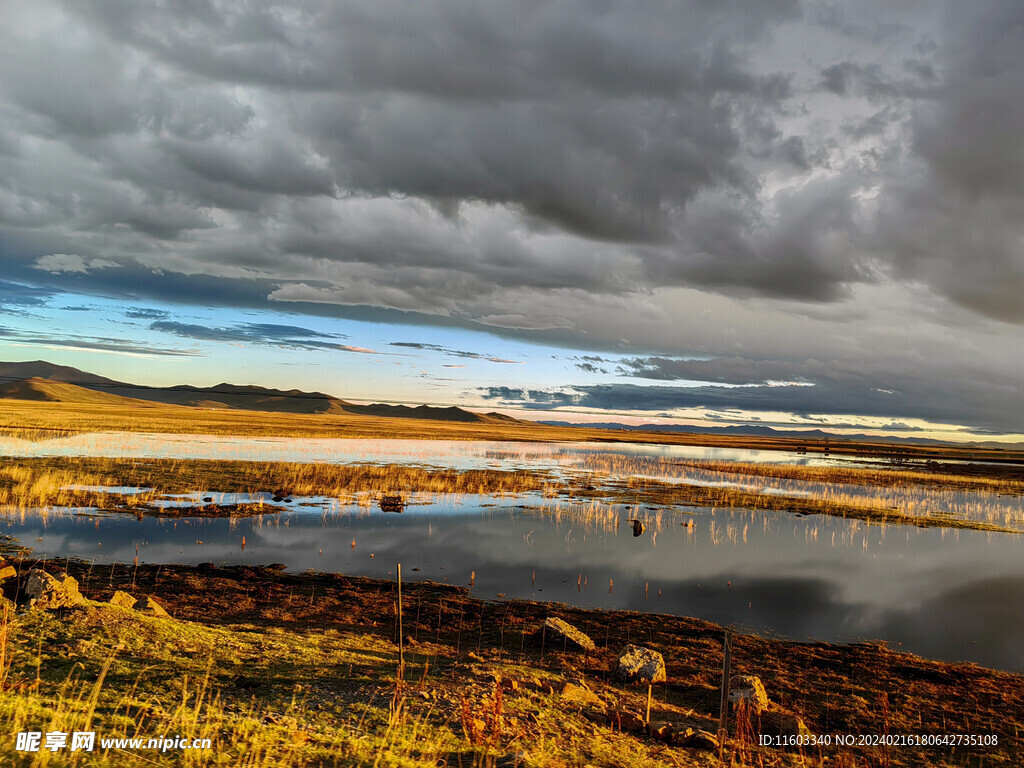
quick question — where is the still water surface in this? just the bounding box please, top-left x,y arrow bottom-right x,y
5,497 -> 1023,672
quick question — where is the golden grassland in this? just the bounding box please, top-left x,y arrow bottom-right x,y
668,459 -> 1024,496
0,458 -> 552,510
4,398 -> 1024,465
2,560 -> 1022,768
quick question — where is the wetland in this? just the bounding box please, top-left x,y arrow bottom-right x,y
3,418 -> 1023,767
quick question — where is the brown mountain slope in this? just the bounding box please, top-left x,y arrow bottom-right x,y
0,362 -> 525,423
0,378 -> 161,407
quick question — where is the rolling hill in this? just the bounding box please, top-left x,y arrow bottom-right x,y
0,377 -> 164,407
0,361 -> 520,423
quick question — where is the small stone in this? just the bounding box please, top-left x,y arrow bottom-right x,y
134,596 -> 170,617
25,569 -> 86,610
501,678 -> 520,692
0,565 -> 17,583
648,721 -> 673,742
561,682 -> 602,708
669,726 -> 695,746
543,616 -> 597,651
582,708 -> 608,724
607,706 -> 645,732
108,590 -> 138,609
760,710 -> 811,737
616,644 -> 666,683
380,495 -> 405,511
684,729 -> 720,750
729,674 -> 769,714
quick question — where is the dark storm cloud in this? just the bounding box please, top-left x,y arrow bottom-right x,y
0,0 -> 833,308
862,0 -> 1024,323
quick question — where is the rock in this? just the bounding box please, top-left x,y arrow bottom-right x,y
582,708 -> 608,724
616,644 -> 666,683
648,721 -> 674,742
380,495 -> 405,512
629,519 -> 645,536
729,674 -> 769,714
134,596 -> 170,617
760,710 -> 811,737
607,706 -> 645,732
25,569 -> 86,610
683,729 -> 720,750
0,564 -> 17,583
543,616 -> 597,652
670,726 -> 695,745
108,590 -> 138,609
561,682 -> 602,708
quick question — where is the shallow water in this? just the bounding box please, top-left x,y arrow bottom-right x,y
0,432 -> 901,467
5,498 -> 1024,672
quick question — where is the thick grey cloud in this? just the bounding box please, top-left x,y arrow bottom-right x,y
0,0 -> 819,305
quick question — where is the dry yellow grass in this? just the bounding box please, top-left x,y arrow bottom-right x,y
4,398 -> 1024,464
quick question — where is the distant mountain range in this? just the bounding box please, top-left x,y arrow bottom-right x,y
0,360 -> 519,424
537,420 -> 1020,449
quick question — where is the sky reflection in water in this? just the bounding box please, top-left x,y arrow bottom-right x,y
5,498 -> 1023,672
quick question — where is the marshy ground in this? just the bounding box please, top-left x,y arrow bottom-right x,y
3,452 -> 1023,532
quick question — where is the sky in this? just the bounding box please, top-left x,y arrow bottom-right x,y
2,0 -> 1024,441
